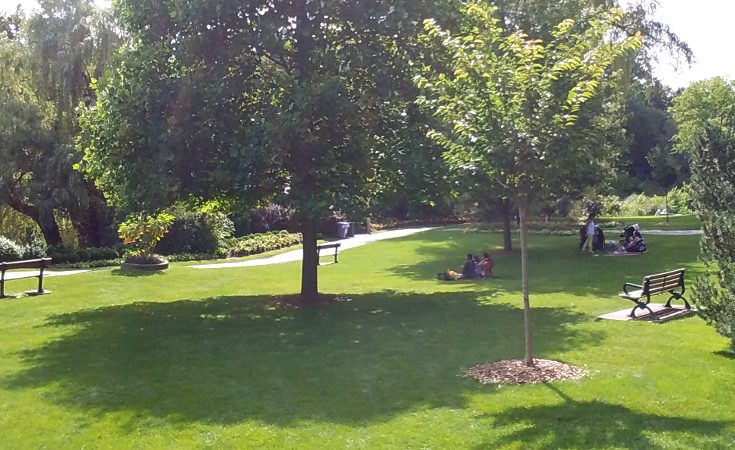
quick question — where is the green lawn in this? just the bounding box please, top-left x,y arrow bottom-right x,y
600,214 -> 702,230
0,225 -> 733,449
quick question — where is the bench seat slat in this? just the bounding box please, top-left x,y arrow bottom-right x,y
619,289 -> 643,300
2,271 -> 43,281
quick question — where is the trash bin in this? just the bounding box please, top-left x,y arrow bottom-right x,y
336,222 -> 349,239
336,221 -> 355,239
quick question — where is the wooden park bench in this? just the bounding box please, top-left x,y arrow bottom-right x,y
316,243 -> 341,265
0,257 -> 53,298
619,268 -> 690,318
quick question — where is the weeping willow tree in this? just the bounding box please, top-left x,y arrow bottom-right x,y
0,1 -> 121,247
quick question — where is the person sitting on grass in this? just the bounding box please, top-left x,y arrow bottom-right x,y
437,253 -> 478,281
462,253 -> 477,279
625,231 -> 647,253
480,252 -> 494,278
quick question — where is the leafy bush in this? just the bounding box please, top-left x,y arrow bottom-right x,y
226,231 -> 302,257
119,212 -> 175,257
0,236 -> 24,262
668,184 -> 694,214
618,193 -> 664,216
156,207 -> 234,254
22,232 -> 47,259
248,204 -> 291,234
47,245 -> 120,264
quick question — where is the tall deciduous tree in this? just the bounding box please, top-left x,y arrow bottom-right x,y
81,0 -> 439,301
671,78 -> 735,352
414,1 -> 641,365
0,25 -> 63,246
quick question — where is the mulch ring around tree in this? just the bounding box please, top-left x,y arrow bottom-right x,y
465,359 -> 586,385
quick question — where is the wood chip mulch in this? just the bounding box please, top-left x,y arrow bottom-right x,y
465,359 -> 586,385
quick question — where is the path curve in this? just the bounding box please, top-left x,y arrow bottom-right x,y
190,227 -> 435,269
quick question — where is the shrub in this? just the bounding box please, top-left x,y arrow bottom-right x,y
0,236 -> 24,262
248,204 -> 291,234
619,193 -> 663,216
119,212 -> 175,257
156,207 -> 234,254
22,232 -> 47,259
668,184 -> 694,214
226,231 -> 302,257
47,245 -> 120,264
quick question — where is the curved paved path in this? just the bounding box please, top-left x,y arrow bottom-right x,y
190,227 -> 435,269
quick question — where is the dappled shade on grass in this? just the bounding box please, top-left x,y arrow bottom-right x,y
480,383 -> 732,448
5,291 -> 598,426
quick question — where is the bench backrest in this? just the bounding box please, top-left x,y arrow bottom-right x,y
0,257 -> 53,271
643,268 -> 685,295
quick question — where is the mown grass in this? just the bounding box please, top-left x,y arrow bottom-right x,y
601,214 -> 702,230
0,220 -> 732,449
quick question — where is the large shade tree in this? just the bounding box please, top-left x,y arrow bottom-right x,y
414,1 -> 641,365
81,0 -> 444,300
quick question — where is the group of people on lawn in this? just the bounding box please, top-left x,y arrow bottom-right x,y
582,214 -> 647,254
437,252 -> 494,281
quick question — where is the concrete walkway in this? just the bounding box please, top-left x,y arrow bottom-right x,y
190,227 -> 435,269
643,229 -> 702,235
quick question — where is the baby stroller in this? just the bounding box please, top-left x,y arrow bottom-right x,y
578,224 -> 606,251
619,223 -> 646,253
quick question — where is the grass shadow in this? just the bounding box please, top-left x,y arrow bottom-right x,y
4,291 -> 600,427
476,383 -> 731,448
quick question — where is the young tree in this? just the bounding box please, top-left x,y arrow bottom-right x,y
414,2 -> 641,365
671,78 -> 735,352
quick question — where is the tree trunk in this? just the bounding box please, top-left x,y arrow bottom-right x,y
500,199 -> 513,251
518,203 -> 534,367
7,197 -> 63,247
71,182 -> 115,248
665,193 -> 670,223
300,216 -> 319,302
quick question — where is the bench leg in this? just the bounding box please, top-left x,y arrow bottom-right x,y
628,301 -> 654,319
665,293 -> 691,310
334,249 -> 338,264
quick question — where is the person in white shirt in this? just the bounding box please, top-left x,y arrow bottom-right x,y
582,214 -> 596,253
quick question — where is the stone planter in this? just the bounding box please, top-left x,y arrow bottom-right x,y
121,260 -> 169,271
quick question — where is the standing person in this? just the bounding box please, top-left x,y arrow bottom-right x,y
582,214 -> 596,253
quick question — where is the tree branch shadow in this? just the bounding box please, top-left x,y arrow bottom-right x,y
3,291 -> 599,427
475,383 -> 732,448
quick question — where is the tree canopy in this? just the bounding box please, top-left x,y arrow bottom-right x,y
414,1 -> 641,364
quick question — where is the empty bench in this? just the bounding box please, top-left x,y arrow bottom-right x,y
0,258 -> 53,298
316,243 -> 341,265
619,268 -> 690,318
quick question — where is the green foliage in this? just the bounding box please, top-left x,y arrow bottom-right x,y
668,184 -> 694,214
689,124 -> 735,352
46,245 -> 120,264
414,2 -> 642,205
118,213 -> 175,256
671,77 -> 735,154
0,236 -> 24,262
155,205 -> 234,255
22,232 -> 47,259
226,231 -> 302,258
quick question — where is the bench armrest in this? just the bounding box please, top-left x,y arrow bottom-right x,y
623,282 -> 643,295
